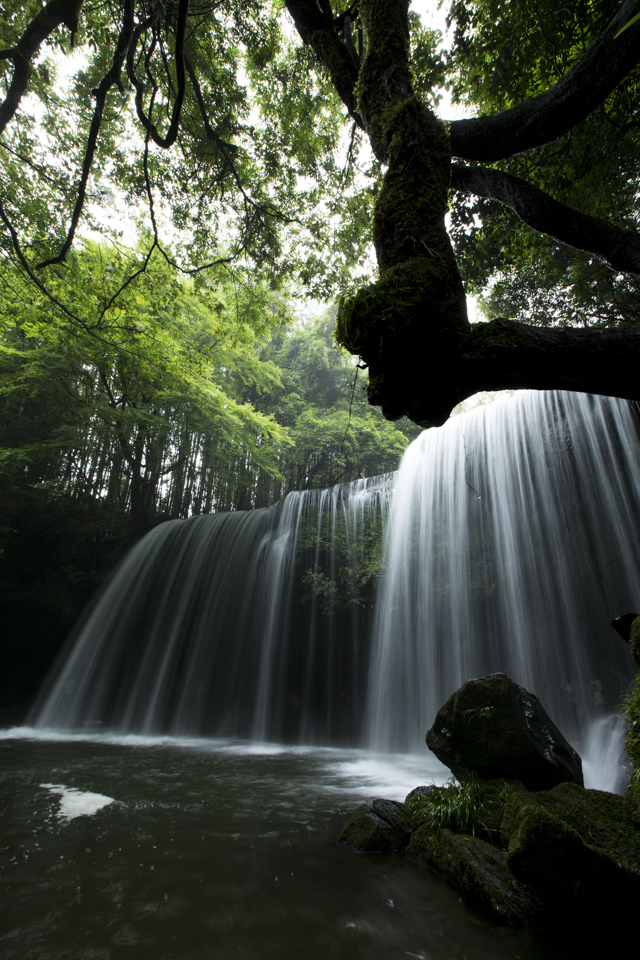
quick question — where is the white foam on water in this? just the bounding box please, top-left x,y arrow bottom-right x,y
324,750 -> 449,801
40,783 -> 116,822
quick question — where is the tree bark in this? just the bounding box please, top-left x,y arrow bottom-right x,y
0,0 -> 83,136
456,318 -> 640,404
334,0 -> 469,427
448,0 -> 640,162
450,164 -> 640,275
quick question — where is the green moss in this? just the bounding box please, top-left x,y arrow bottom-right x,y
629,614 -> 640,669
406,828 -> 540,925
501,782 -> 640,914
625,671 -> 640,812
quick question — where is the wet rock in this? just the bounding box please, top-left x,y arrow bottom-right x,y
610,612 -> 640,669
426,673 -> 583,791
406,827 -> 540,925
405,784 -> 438,805
501,781 -> 640,919
337,798 -> 413,853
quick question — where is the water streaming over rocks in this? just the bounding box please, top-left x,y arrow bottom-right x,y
5,390 -> 640,959
31,392 -> 640,755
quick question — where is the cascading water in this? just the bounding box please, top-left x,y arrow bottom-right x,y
31,391 -> 640,755
366,390 -> 640,752
31,477 -> 392,745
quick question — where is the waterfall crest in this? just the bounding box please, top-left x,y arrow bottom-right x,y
31,392 -> 640,751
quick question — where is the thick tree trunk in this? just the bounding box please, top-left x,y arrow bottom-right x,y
335,0 -> 469,427
284,0 -> 640,427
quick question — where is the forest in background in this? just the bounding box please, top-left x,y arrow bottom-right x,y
0,241 -> 420,716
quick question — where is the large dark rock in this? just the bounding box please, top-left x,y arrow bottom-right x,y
406,827 -> 540,925
426,673 -> 583,791
501,781 -> 640,918
610,612 -> 640,668
337,798 -> 413,853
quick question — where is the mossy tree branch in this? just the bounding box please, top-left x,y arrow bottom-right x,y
458,319 -> 640,403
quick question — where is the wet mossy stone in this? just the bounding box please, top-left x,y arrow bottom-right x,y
405,828 -> 540,925
426,673 -> 583,791
630,615 -> 640,670
502,782 -> 640,919
610,612 -> 640,668
338,798 -> 413,853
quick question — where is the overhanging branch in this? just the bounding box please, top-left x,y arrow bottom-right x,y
284,0 -> 364,128
0,0 -> 83,136
458,318 -> 640,401
448,0 -> 640,161
450,163 -> 640,275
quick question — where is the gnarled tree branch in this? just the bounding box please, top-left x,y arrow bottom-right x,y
448,0 -> 640,161
0,0 -> 83,136
126,0 -> 189,149
450,163 -> 640,275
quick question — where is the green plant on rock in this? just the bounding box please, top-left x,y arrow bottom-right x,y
407,772 -> 515,847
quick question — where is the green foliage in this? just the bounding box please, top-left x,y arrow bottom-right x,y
252,310 -> 421,497
0,1 -> 375,302
408,773 -> 516,846
445,0 -> 640,327
0,240 -> 291,519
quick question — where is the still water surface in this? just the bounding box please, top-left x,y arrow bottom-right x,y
0,731 -> 610,959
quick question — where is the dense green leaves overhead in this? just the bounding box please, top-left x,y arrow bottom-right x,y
0,0 -> 379,309
1,0 -> 640,431
446,0 -> 640,326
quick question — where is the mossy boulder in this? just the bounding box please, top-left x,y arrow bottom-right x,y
502,781 -> 640,919
406,827 -> 540,925
426,673 -> 583,790
337,798 -> 413,853
630,615 -> 640,670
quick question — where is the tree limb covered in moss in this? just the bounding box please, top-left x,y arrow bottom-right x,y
458,318 -> 640,402
0,0 -> 83,136
450,163 -> 640,275
448,0 -> 640,161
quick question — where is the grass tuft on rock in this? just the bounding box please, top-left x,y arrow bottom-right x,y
407,772 -> 516,847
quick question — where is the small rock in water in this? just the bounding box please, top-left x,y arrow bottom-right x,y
425,673 -> 583,791
337,798 -> 413,853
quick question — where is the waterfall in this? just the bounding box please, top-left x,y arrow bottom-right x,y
31,477 -> 392,745
31,391 -> 640,753
366,391 -> 640,751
